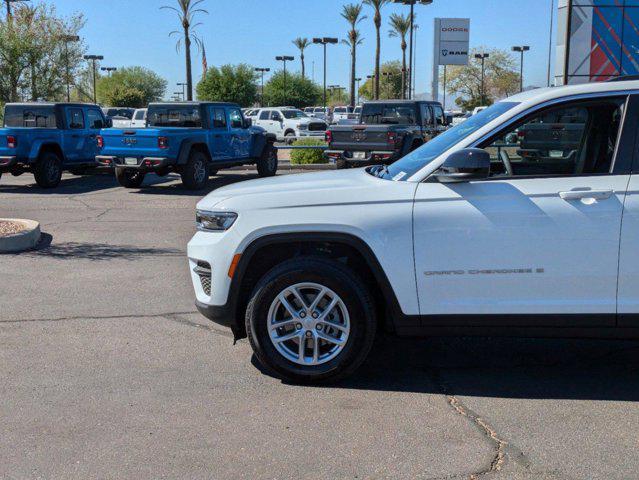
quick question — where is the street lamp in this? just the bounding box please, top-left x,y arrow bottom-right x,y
512,46 -> 530,92
177,82 -> 187,101
275,56 -> 294,106
83,54 -> 104,104
474,53 -> 490,105
391,0 -> 432,99
255,67 -> 270,107
101,67 -> 117,76
312,37 -> 339,107
61,34 -> 80,102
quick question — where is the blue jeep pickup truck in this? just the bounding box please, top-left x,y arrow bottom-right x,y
0,103 -> 110,188
96,102 -> 278,190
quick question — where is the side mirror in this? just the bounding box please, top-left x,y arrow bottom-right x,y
243,118 -> 252,128
433,148 -> 490,183
105,118 -> 113,128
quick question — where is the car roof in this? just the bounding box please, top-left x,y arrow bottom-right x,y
362,99 -> 440,104
6,102 -> 98,108
505,80 -> 639,105
147,101 -> 240,108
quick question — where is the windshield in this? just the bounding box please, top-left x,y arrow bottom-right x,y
282,110 -> 307,119
360,103 -> 417,125
379,102 -> 519,181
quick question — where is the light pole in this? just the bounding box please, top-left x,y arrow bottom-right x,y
512,46 -> 530,92
83,54 -> 104,104
275,56 -> 294,106
547,0 -> 554,87
474,53 -> 489,105
255,67 -> 270,107
328,85 -> 345,104
392,0 -> 432,99
61,34 -> 79,102
4,0 -> 29,20
101,67 -> 117,76
177,82 -> 187,101
355,77 -> 362,105
313,37 -> 339,107
173,91 -> 184,101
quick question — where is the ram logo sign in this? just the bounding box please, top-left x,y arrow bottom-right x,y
434,18 -> 470,66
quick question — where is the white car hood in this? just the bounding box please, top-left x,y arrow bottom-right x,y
197,168 -> 406,212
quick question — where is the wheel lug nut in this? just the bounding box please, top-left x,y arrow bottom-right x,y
295,323 -> 302,330
312,312 -> 319,319
316,324 -> 323,331
299,312 -> 306,318
305,331 -> 312,338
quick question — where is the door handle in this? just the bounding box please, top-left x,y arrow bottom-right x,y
559,190 -> 614,201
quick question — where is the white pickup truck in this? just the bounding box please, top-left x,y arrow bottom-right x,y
188,79 -> 639,383
253,107 -> 327,143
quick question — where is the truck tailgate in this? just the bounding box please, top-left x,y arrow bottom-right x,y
100,128 -> 167,157
330,125 -> 391,151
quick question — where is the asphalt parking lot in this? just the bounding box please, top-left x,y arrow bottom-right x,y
2,170 -> 639,480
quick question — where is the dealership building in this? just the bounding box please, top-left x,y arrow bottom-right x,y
556,0 -> 639,84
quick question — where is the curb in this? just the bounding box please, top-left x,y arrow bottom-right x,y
0,219 -> 41,253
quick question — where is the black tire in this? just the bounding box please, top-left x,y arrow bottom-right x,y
33,151 -> 62,188
115,169 -> 146,188
209,169 -> 218,177
180,150 -> 209,190
336,159 -> 347,169
257,142 -> 278,177
246,257 -> 377,384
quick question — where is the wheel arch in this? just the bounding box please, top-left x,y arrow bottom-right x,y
228,232 -> 404,340
34,142 -> 65,163
177,141 -> 212,165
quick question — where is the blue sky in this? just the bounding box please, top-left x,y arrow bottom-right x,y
45,0 -> 557,99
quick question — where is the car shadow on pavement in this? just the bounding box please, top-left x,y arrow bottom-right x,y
0,172 -> 119,194
18,233 -> 183,260
131,172 -> 261,197
253,335 -> 639,401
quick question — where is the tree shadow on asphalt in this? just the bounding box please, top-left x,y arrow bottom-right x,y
129,171 -> 261,197
253,335 -> 639,401
17,233 -> 183,260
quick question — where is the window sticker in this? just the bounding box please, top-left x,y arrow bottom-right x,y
393,171 -> 407,181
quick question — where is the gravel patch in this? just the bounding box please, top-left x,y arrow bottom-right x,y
0,221 -> 26,237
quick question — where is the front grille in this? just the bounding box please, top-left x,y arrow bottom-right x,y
194,261 -> 212,296
308,122 -> 327,132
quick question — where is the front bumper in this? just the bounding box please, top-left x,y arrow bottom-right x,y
96,155 -> 171,171
195,300 -> 234,328
324,150 -> 398,167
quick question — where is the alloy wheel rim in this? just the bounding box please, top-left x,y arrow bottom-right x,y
267,282 -> 350,366
194,159 -> 206,184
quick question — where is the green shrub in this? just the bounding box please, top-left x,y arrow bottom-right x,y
289,138 -> 328,165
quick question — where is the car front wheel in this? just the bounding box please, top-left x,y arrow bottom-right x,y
246,257 -> 376,384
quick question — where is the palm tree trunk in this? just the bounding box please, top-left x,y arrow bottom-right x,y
401,43 -> 407,100
301,52 -> 305,79
184,25 -> 193,101
374,13 -> 381,100
350,41 -> 356,107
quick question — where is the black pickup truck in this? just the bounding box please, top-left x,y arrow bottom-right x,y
324,100 -> 447,168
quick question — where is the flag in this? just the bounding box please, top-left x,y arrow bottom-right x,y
202,45 -> 208,76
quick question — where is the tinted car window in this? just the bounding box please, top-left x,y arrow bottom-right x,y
433,105 -> 445,124
3,106 -> 57,128
361,104 -> 417,125
105,108 -> 134,119
229,108 -> 243,128
259,110 -> 271,120
147,106 -> 202,128
420,104 -> 433,125
67,108 -> 85,129
87,109 -> 105,129
282,110 -> 307,119
212,108 -> 227,128
134,110 -> 146,120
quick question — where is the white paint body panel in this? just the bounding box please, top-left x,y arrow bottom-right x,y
414,176 -> 629,315
617,175 -> 639,314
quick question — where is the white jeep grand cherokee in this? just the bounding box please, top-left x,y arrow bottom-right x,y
188,79 -> 639,383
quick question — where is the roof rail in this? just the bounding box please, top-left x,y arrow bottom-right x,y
606,75 -> 639,82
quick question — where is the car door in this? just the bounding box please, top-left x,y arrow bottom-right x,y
63,107 -> 87,163
84,107 -> 105,162
420,104 -> 435,142
413,95 -> 633,327
209,107 -> 230,160
256,109 -> 274,134
270,110 -> 285,137
228,107 -> 251,159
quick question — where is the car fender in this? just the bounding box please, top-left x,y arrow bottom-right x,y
29,138 -> 65,163
177,139 -> 211,165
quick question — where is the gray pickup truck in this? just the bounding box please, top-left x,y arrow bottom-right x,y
324,100 -> 447,169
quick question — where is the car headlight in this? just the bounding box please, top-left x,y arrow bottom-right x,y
196,210 -> 238,231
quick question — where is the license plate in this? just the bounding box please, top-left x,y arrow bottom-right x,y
124,157 -> 138,166
549,150 -> 563,158
353,151 -> 366,160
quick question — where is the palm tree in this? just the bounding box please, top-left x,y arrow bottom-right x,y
364,0 -> 389,100
161,0 -> 208,101
388,13 -> 411,99
292,37 -> 310,79
341,3 -> 366,107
